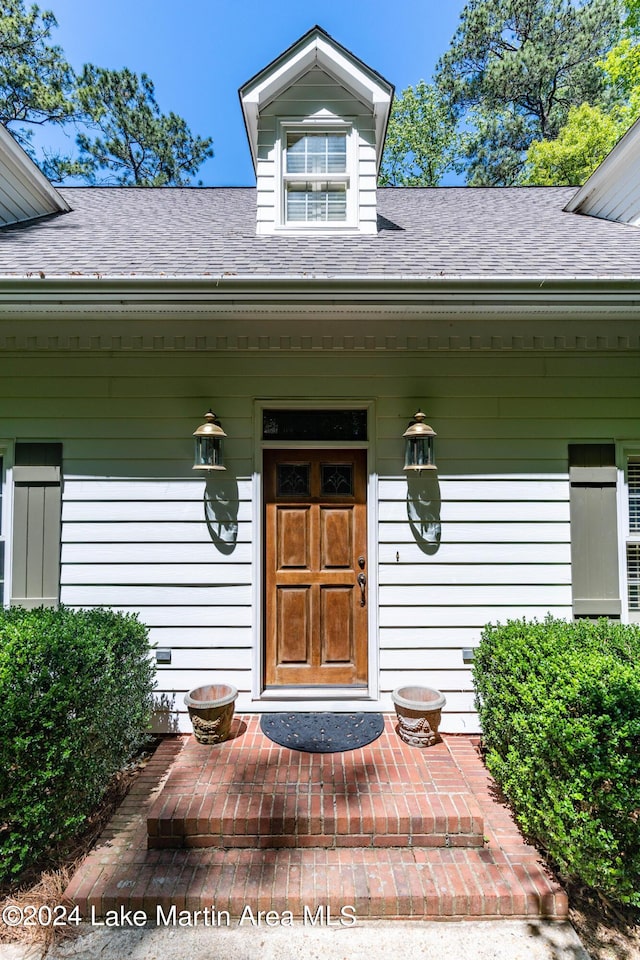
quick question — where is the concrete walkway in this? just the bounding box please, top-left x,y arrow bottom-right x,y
0,919 -> 591,960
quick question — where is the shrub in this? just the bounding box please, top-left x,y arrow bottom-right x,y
0,605 -> 155,882
473,616 -> 640,907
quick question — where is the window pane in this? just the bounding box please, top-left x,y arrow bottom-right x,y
628,543 -> 640,609
286,133 -> 346,175
277,464 -> 310,497
286,182 -> 346,222
263,410 -> 367,441
321,464 -> 353,496
629,459 -> 640,532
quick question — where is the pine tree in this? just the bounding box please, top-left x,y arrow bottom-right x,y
436,0 -> 622,184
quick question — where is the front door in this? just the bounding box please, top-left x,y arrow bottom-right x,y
264,449 -> 368,686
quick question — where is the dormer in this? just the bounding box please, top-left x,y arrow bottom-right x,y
565,114 -> 640,226
239,26 -> 393,236
0,123 -> 70,227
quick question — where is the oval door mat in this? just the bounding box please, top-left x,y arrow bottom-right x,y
260,712 -> 385,753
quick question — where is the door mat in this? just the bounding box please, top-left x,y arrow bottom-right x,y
259,712 -> 385,753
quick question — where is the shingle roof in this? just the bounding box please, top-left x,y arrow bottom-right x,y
2,185 -> 640,281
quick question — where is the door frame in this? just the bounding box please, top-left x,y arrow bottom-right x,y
251,399 -> 379,702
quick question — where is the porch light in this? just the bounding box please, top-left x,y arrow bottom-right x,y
403,410 -> 437,472
193,410 -> 227,471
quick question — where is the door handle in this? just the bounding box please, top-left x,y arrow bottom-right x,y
357,572 -> 366,607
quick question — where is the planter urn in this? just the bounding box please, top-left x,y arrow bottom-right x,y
392,685 -> 446,747
184,683 -> 238,744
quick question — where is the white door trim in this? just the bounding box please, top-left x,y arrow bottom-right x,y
250,399 -> 379,701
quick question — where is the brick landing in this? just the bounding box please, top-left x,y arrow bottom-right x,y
64,716 -> 568,920
147,717 -> 484,849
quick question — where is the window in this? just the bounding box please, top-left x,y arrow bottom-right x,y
282,128 -> 350,226
263,409 -> 367,441
625,457 -> 640,621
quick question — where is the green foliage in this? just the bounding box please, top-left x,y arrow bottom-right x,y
523,31 -> 640,185
436,0 -> 622,184
69,65 -> 214,186
603,34 -> 640,99
0,0 -> 76,152
473,617 -> 640,906
0,0 -> 213,184
379,80 -> 457,186
0,605 -> 155,882
463,104 -> 533,185
624,0 -> 640,29
522,102 -> 625,183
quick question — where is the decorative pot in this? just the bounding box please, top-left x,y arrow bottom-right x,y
184,683 -> 238,744
392,685 -> 446,748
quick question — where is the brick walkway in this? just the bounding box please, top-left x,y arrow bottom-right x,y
64,716 -> 568,920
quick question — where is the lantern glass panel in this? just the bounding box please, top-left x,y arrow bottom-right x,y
194,436 -> 223,470
404,436 -> 434,470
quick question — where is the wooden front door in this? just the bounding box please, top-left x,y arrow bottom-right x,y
264,449 -> 368,687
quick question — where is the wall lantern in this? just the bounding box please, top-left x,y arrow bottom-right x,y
403,410 -> 437,472
193,410 -> 227,471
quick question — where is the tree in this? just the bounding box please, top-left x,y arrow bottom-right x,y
522,101 -> 625,182
68,66 -> 213,186
524,5 -> 640,185
0,1 -> 213,185
379,81 -> 457,186
436,0 -> 622,184
0,0 -> 76,153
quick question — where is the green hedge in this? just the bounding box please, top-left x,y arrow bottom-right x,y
0,605 -> 155,882
473,616 -> 640,906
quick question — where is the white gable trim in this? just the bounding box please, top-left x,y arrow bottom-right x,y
565,115 -> 640,226
239,26 -> 393,172
0,124 -> 70,227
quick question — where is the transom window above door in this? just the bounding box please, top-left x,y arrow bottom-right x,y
282,128 -> 350,226
263,409 -> 367,442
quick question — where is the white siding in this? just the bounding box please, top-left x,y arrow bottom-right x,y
2,347 -> 639,732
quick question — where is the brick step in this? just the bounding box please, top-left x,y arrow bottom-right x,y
63,725 -> 569,922
147,787 -> 484,850
146,721 -> 484,850
66,846 -> 568,920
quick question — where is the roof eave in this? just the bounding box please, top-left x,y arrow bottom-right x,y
0,124 -> 71,225
2,274 -> 640,300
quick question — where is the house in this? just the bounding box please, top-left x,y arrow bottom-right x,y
0,26 -> 639,734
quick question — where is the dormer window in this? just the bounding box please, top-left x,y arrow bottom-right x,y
284,131 -> 348,223
280,124 -> 352,229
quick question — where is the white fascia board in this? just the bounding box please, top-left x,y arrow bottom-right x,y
0,124 -> 70,225
564,115 -> 640,223
240,29 -> 392,171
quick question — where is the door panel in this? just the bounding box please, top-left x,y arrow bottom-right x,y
320,586 -> 353,662
277,586 -> 310,663
320,508 -> 352,568
277,507 -> 310,568
264,448 -> 367,686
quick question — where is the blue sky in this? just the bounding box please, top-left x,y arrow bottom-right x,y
45,0 -> 467,186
